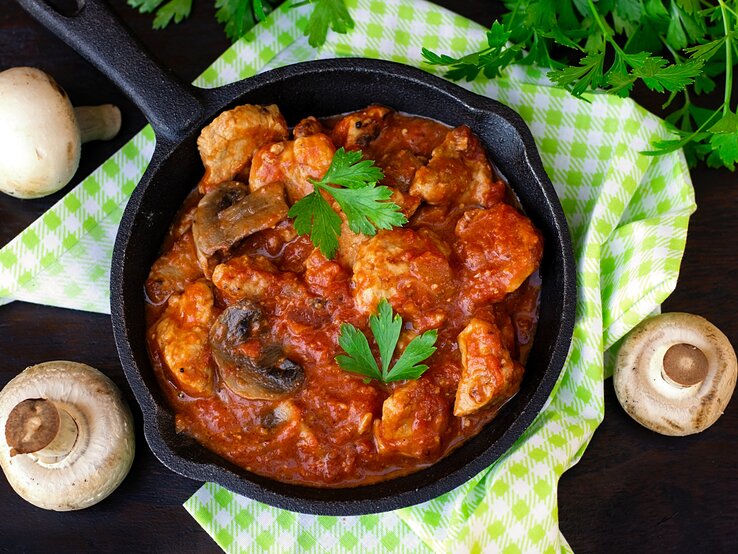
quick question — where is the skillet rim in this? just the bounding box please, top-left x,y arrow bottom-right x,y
110,57 -> 576,515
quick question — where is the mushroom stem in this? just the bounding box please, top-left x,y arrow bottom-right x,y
662,343 -> 709,388
5,399 -> 78,463
74,105 -> 121,143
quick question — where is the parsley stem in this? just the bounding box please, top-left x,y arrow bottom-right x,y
644,108 -> 722,156
585,0 -> 627,58
721,3 -> 738,19
718,0 -> 734,115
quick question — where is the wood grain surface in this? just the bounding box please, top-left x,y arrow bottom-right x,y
1,1 -> 736,552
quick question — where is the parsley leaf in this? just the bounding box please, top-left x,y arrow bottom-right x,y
369,299 -> 403,375
336,299 -> 438,384
289,190 -> 343,259
314,148 -> 384,189
336,324 -> 382,383
328,185 -> 399,236
287,148 -> 406,259
127,0 -> 194,29
214,0 -> 263,41
127,0 -> 166,13
709,110 -> 738,134
385,330 -> 438,382
548,52 -> 604,98
152,0 -> 193,28
709,132 -> 738,170
631,56 -> 704,93
305,0 -> 355,48
422,21 -> 523,81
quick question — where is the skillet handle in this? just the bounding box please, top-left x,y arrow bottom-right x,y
16,0 -> 204,141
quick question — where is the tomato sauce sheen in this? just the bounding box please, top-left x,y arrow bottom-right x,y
145,106 -> 543,487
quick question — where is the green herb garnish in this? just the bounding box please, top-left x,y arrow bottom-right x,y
336,299 -> 438,384
288,148 -> 406,259
127,0 -> 354,46
422,0 -> 738,170
299,0 -> 355,47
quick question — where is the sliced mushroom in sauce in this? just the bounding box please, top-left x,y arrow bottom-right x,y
192,180 -> 289,262
209,300 -> 304,400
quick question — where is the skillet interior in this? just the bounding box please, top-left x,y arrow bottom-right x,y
111,58 -> 576,515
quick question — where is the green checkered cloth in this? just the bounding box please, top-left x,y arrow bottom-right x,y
0,0 -> 695,551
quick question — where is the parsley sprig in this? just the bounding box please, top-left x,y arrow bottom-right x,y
336,299 -> 438,384
127,0 -> 353,46
288,148 -> 407,259
422,0 -> 738,170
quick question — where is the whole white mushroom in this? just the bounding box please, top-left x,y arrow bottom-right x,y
613,312 -> 737,436
0,67 -> 121,199
0,361 -> 135,511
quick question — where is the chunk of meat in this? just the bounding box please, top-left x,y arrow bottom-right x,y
352,228 -> 454,330
367,113 -> 450,159
152,280 -> 216,396
455,205 -> 542,303
331,105 -> 392,150
146,231 -> 203,305
166,188 -> 201,245
377,148 -> 425,191
249,133 -> 335,204
361,114 -> 450,191
454,204 -> 543,305
408,203 -> 463,246
276,233 -> 314,274
335,220 -> 369,270
303,248 -> 351,299
374,380 -> 449,458
293,116 -> 325,138
302,386 -> 380,446
197,104 -> 288,193
454,318 -> 523,416
211,254 -> 283,303
410,125 -> 505,208
389,187 -> 421,219
332,196 -> 372,270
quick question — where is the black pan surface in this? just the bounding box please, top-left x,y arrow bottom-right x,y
19,0 -> 576,515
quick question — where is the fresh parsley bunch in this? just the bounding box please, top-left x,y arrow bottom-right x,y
127,0 -> 353,47
423,0 -> 738,170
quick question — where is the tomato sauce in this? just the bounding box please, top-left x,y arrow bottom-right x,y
145,105 -> 542,487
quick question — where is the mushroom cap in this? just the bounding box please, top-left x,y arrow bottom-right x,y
0,361 -> 135,511
613,312 -> 737,436
0,67 -> 81,199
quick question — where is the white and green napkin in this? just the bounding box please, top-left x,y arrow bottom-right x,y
0,0 -> 695,551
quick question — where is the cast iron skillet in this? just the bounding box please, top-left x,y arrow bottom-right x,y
19,0 -> 576,515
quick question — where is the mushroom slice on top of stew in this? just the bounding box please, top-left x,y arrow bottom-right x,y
192,181 -> 289,276
209,300 -> 304,401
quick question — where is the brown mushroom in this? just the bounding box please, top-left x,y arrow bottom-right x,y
0,361 -> 134,510
192,181 -> 289,273
613,312 -> 737,436
209,301 -> 304,400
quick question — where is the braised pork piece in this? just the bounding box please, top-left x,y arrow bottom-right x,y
145,104 -> 543,487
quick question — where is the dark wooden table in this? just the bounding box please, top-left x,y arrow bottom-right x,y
1,1 -> 736,552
